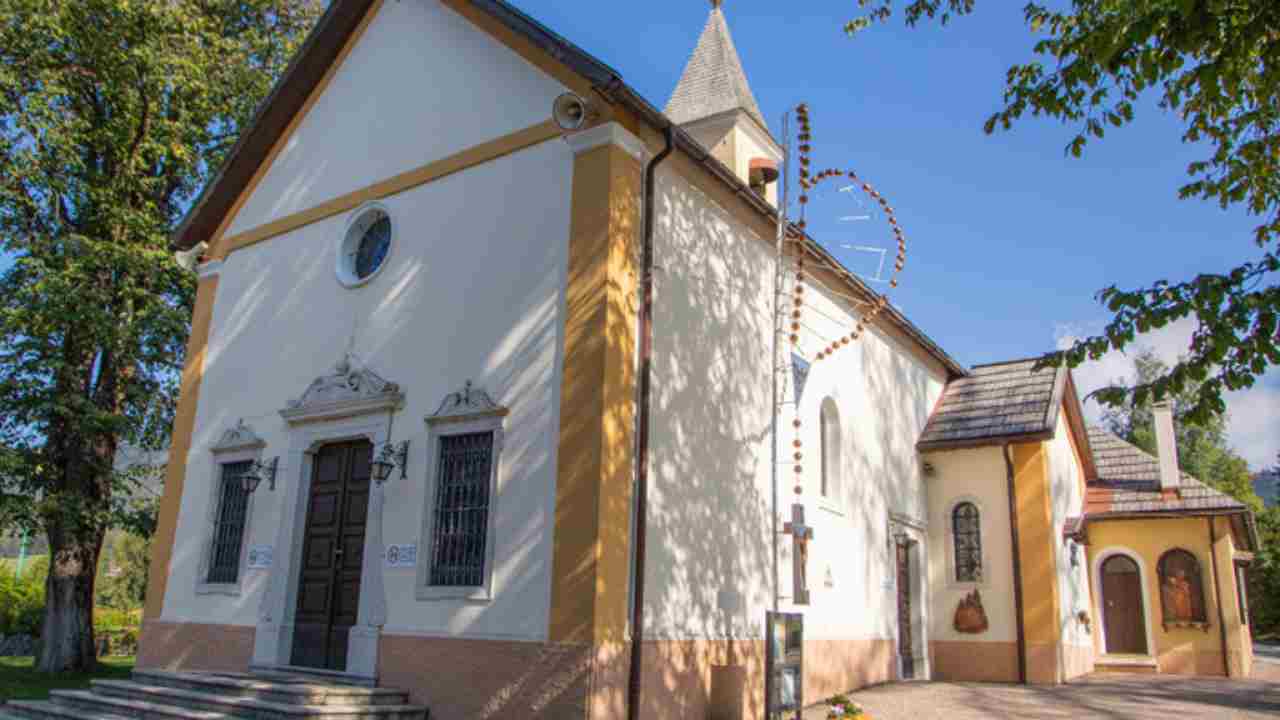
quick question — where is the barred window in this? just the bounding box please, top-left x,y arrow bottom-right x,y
429,432 -> 494,587
207,461 -> 252,584
1158,548 -> 1207,625
952,502 -> 982,582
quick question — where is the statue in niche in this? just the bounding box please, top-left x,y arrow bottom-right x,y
1162,570 -> 1194,621
954,589 -> 989,634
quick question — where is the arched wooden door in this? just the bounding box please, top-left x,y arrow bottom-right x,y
1101,555 -> 1147,655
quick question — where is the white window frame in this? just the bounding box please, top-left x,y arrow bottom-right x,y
335,202 -> 395,289
817,397 -> 844,516
944,495 -> 988,589
416,384 -> 508,602
196,423 -> 266,596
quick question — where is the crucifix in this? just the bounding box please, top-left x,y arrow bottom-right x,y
784,503 -> 814,605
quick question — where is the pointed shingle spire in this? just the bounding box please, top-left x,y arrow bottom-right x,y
665,2 -> 768,131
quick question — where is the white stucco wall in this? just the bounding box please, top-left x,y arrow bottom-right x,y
644,162 -> 946,651
163,133 -> 574,642
923,447 -> 1017,644
224,0 -> 568,238
1047,409 -> 1094,657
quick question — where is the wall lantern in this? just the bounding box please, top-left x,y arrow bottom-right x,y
372,441 -> 409,485
1067,539 -> 1080,568
240,457 -> 278,494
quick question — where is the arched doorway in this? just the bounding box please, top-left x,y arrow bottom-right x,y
1101,554 -> 1148,655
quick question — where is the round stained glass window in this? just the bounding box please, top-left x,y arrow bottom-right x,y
337,205 -> 393,288
355,216 -> 391,279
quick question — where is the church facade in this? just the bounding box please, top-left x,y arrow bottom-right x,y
139,1 -> 1259,718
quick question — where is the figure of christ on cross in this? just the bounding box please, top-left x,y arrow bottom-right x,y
784,503 -> 814,605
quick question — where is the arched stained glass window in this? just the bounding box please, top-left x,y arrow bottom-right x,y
952,502 -> 982,582
1158,548 -> 1207,625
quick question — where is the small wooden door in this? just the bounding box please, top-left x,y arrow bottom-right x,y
1101,555 -> 1147,655
896,541 -> 914,679
291,440 -> 372,671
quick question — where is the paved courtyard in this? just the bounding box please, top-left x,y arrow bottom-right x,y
803,662 -> 1280,719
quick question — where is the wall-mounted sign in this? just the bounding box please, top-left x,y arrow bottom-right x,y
765,612 -> 803,720
247,546 -> 273,569
385,544 -> 417,568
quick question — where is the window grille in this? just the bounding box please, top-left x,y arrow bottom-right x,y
208,461 -> 252,584
952,502 -> 982,582
1157,548 -> 1207,624
429,432 -> 494,587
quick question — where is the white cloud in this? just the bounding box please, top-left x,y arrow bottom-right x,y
1054,318 -> 1280,471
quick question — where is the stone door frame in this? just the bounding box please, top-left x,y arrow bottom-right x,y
251,354 -> 404,681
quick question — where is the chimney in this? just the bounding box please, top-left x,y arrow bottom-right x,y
1153,401 -> 1180,491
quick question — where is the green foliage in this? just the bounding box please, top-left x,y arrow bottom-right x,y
0,555 -> 48,636
0,0 -> 322,671
1102,348 -> 1263,510
95,532 -> 149,611
1249,501 -> 1280,634
849,1 -> 1280,426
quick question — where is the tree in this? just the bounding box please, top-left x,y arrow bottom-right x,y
96,531 -> 149,612
0,0 -> 321,672
1250,461 -> 1280,635
848,1 -> 1280,425
1102,348 -> 1263,510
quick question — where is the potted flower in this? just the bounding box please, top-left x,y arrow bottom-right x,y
826,694 -> 866,718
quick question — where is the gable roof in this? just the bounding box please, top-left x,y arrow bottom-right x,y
917,358 -> 1069,451
665,3 -> 769,133
1086,426 -> 1249,515
170,0 -> 966,379
1085,426 -> 1258,550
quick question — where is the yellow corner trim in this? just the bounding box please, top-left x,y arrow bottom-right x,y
143,275 -> 220,620
217,120 -> 563,257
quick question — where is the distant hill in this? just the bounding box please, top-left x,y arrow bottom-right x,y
1255,469 -> 1280,508
1,443 -> 166,558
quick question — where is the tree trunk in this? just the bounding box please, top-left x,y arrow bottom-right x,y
36,531 -> 102,673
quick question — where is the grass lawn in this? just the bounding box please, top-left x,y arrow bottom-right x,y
0,656 -> 134,702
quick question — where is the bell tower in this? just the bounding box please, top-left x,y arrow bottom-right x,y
666,0 -> 783,204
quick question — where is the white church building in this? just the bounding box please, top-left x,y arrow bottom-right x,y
133,1 -> 1259,719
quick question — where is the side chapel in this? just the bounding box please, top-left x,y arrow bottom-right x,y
125,1 -> 1259,718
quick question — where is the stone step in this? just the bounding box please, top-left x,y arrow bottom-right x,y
47,689 -> 239,720
249,665 -> 377,688
132,670 -> 408,706
2,700 -> 135,720
59,683 -> 428,720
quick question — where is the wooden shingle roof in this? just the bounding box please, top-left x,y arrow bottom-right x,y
1085,426 -> 1248,516
917,358 -> 1068,450
665,4 -> 768,131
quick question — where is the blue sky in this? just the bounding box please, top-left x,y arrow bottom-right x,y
4,1 -> 1273,468
514,0 -> 1277,468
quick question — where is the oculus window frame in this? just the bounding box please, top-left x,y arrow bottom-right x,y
336,202 -> 394,289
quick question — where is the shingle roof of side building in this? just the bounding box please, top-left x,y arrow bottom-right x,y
917,358 -> 1068,450
1085,425 -> 1258,551
1085,426 -> 1248,515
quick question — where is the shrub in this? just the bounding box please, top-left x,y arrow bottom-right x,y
0,555 -> 47,636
